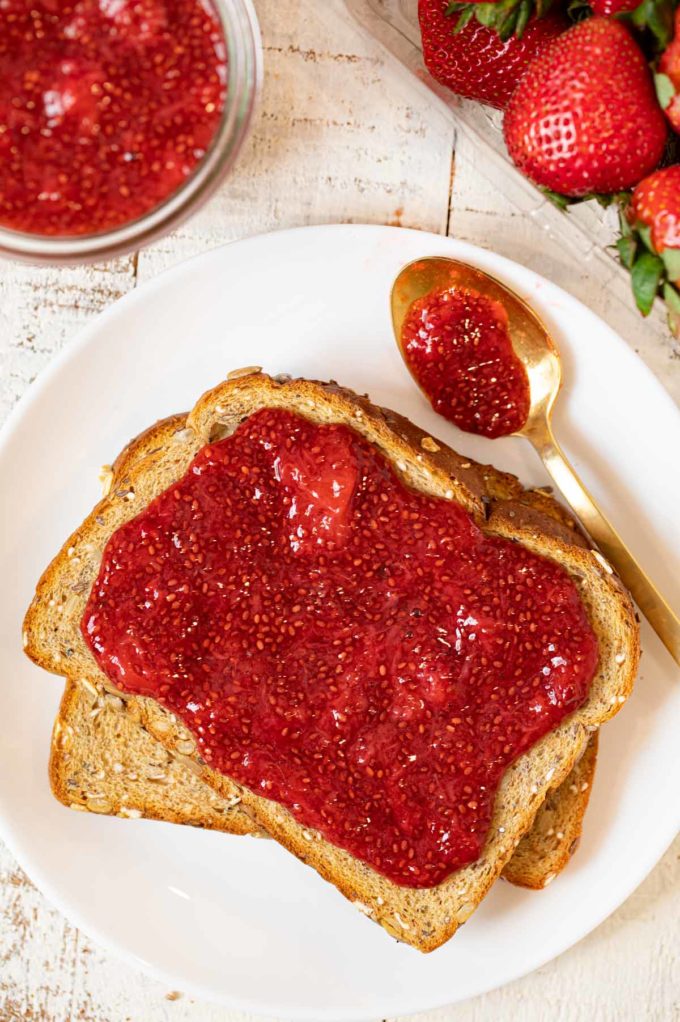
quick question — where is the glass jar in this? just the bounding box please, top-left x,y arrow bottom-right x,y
0,0 -> 262,264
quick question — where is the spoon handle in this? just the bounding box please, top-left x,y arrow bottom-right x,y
527,426 -> 680,665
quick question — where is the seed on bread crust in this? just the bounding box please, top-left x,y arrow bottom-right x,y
353,901 -> 375,918
227,366 -> 263,381
175,738 -> 196,756
86,796 -> 113,813
591,549 -> 614,575
174,754 -> 203,777
98,465 -> 114,496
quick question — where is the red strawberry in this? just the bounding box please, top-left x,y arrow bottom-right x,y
629,165 -> 680,281
657,9 -> 680,133
503,19 -> 667,196
617,166 -> 680,337
590,0 -> 640,13
418,0 -> 568,110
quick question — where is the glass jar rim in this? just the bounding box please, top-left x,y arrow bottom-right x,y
0,0 -> 262,265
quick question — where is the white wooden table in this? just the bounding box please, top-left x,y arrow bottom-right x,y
1,1 -> 678,1018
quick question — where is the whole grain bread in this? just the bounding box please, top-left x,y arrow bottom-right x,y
50,678 -> 597,889
502,731 -> 597,889
24,371 -> 639,951
50,679 -> 258,833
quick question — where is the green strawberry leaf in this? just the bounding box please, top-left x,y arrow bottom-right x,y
451,6 -> 475,32
554,191 -> 631,209
497,6 -> 521,40
514,0 -> 532,33
468,2 -> 493,24
627,0 -> 675,51
664,281 -> 680,314
662,247 -> 680,282
618,204 -> 633,238
647,3 -> 675,50
446,0 -> 556,38
612,191 -> 633,208
661,134 -> 680,170
466,0 -> 522,38
540,187 -> 573,210
566,0 -> 591,23
637,224 -> 655,253
655,73 -> 675,111
631,251 -> 665,316
664,284 -> 680,339
617,236 -> 638,270
584,192 -> 624,209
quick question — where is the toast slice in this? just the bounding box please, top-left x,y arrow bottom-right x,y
47,378 -> 600,886
25,371 -> 639,951
50,678 -> 597,888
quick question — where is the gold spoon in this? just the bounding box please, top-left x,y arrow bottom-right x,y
391,256 -> 680,665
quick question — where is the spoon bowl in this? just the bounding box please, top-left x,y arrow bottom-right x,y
390,257 -> 561,440
390,255 -> 680,664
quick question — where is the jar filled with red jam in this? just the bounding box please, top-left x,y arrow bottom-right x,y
0,0 -> 261,262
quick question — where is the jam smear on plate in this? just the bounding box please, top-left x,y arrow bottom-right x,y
83,408 -> 598,887
401,286 -> 531,438
0,0 -> 227,236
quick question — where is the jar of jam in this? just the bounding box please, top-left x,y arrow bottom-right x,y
0,0 -> 261,262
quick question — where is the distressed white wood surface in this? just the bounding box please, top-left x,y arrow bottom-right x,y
1,0 -> 678,1019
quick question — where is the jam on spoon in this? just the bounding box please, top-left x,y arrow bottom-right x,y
0,0 -> 227,237
401,285 -> 531,438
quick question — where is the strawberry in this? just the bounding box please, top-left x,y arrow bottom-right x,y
657,9 -> 680,133
418,0 -> 568,109
630,164 -> 680,268
617,165 -> 680,336
590,0 -> 640,12
503,19 -> 668,196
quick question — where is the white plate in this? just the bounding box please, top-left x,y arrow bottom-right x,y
1,225 -> 679,1020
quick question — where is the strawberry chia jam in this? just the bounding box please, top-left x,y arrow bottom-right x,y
83,409 -> 598,887
0,0 -> 227,236
402,286 -> 531,438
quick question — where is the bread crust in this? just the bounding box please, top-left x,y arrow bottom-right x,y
25,371 -> 640,951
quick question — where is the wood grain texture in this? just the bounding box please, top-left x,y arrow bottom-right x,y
0,258 -> 137,426
1,0 -> 678,1017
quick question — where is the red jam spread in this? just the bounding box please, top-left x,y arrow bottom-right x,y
0,0 -> 226,236
83,408 -> 598,887
402,286 -> 531,438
